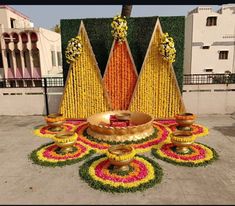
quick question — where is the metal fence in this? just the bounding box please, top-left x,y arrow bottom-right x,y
0,77 -> 64,88
183,73 -> 235,85
1,74 -> 235,88
0,77 -> 64,115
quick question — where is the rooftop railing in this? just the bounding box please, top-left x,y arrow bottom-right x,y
183,73 -> 235,85
0,74 -> 234,88
0,77 -> 64,88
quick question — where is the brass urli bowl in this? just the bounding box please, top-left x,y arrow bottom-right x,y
86,110 -> 154,143
108,145 -> 135,171
54,131 -> 77,153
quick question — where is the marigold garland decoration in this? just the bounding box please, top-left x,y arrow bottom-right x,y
65,119 -> 86,125
33,123 -> 77,138
79,154 -> 163,193
129,19 -> 185,118
152,142 -> 218,167
154,119 -> 176,126
29,142 -> 95,167
103,40 -> 138,110
171,133 -> 196,143
111,15 -> 128,43
65,35 -> 83,64
59,21 -> 110,118
159,33 -> 176,63
52,132 -> 78,144
76,122 -> 171,154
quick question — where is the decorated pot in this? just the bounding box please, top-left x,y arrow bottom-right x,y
45,113 -> 65,132
171,130 -> 196,154
53,131 -> 77,154
175,113 -> 196,131
106,145 -> 136,171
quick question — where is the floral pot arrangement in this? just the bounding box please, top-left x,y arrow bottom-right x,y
175,113 -> 196,131
45,113 -> 66,132
52,131 -> 78,154
170,130 -> 196,154
106,144 -> 136,171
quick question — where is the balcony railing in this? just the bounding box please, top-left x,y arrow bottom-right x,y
183,73 -> 235,85
0,74 -> 235,88
0,77 -> 64,88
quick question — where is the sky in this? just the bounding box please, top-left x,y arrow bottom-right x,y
11,5 -> 221,30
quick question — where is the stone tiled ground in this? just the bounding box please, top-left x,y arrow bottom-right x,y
0,114 -> 235,205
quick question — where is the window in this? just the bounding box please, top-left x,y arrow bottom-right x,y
32,49 -> 40,68
57,52 -> 62,66
15,50 -> 22,68
219,51 -> 228,60
206,17 -> 217,26
10,18 -> 16,28
23,50 -> 30,68
6,51 -> 12,68
202,46 -> 210,49
0,52 -> 3,68
51,51 -> 56,66
205,69 -> 213,72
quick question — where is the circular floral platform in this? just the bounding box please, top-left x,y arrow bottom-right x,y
29,142 -> 94,167
151,142 -> 218,167
154,119 -> 209,137
79,154 -> 163,193
33,123 -> 77,138
168,123 -> 209,137
76,122 -> 171,154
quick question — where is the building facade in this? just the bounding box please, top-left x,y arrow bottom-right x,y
0,5 -> 62,80
184,4 -> 235,74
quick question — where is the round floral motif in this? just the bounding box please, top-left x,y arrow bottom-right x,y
52,132 -> 78,144
76,122 -> 171,154
111,15 -> 128,43
79,155 -> 163,193
65,35 -> 83,64
29,142 -> 94,167
171,133 -> 196,143
154,119 -> 176,126
159,32 -> 176,63
45,114 -> 65,123
152,142 -> 218,167
168,123 -> 209,138
33,123 -> 77,138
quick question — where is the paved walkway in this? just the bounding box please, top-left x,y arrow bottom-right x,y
0,114 -> 235,205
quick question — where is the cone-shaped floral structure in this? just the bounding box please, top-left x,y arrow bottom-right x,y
103,40 -> 138,110
59,21 -> 110,118
129,19 -> 185,118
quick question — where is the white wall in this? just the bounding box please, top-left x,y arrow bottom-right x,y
183,84 -> 235,114
0,6 -> 32,29
0,6 -> 62,79
184,5 -> 235,74
183,14 -> 193,74
0,87 -> 63,115
37,28 -> 62,77
1,84 -> 235,116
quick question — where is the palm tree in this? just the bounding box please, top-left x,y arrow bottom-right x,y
53,24 -> 61,33
121,5 -> 132,17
